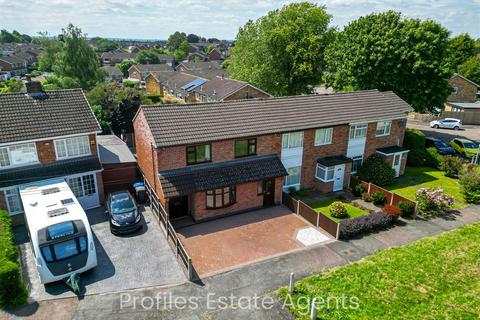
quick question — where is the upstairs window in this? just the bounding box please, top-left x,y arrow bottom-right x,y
186,144 -> 211,165
235,138 -> 256,158
314,128 -> 333,146
349,124 -> 368,140
55,136 -> 90,159
0,143 -> 38,168
376,121 -> 391,137
282,132 -> 303,149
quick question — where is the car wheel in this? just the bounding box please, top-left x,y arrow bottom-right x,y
433,124 -> 439,129
454,126 -> 460,130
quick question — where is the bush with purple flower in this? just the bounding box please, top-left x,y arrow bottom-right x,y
415,187 -> 454,216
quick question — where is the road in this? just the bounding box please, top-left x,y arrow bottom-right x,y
407,119 -> 480,144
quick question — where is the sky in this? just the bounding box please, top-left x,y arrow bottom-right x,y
1,0 -> 479,40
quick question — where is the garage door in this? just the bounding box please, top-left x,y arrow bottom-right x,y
67,173 -> 100,209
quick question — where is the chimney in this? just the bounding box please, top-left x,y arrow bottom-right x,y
25,74 -> 47,99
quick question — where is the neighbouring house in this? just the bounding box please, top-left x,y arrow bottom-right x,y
100,50 -> 137,66
0,55 -> 28,76
155,54 -> 175,66
447,73 -> 480,103
133,90 -> 411,223
97,135 -> 138,193
0,80 -> 104,225
207,48 -> 223,61
13,51 -> 37,67
101,66 -> 123,82
175,61 -> 227,80
128,64 -> 174,82
186,52 -> 208,62
0,70 -> 11,81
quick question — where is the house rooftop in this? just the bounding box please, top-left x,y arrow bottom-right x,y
0,88 -> 101,144
132,64 -> 173,73
97,135 -> 136,164
193,77 -> 271,100
139,89 -> 412,148
449,101 -> 480,109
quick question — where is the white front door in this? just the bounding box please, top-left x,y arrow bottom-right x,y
333,164 -> 345,191
393,153 -> 402,177
66,174 -> 100,209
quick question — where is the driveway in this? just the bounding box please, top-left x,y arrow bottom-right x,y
14,206 -> 186,301
407,119 -> 480,143
177,206 -> 333,277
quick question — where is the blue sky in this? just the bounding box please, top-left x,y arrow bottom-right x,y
1,0 -> 479,39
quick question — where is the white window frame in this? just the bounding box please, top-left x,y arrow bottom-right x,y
351,155 -> 364,174
282,132 -> 304,149
284,166 -> 301,187
54,136 -> 91,160
315,164 -> 335,182
0,142 -> 38,169
66,173 -> 97,198
349,124 -> 368,140
3,187 -> 23,215
314,128 -> 333,146
375,121 -> 391,137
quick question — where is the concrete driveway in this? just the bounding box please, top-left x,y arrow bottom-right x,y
407,119 -> 480,143
14,206 -> 186,301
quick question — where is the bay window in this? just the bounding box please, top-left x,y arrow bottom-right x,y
186,144 -> 211,165
206,186 -> 236,209
0,143 -> 38,168
314,128 -> 333,146
376,121 -> 391,136
55,136 -> 91,159
349,124 -> 368,140
315,164 -> 334,182
285,166 -> 301,186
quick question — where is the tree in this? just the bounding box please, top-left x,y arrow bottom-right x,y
458,56 -> 480,84
228,2 -> 335,96
53,24 -> 103,89
41,75 -> 82,90
37,33 -> 62,72
207,38 -> 220,43
187,33 -> 200,43
0,79 -> 24,93
90,37 -> 119,52
135,49 -> 160,64
0,30 -> 16,43
167,31 -> 187,50
174,40 -> 189,60
324,11 -> 452,113
447,33 -> 476,68
205,44 -> 215,54
117,60 -> 135,77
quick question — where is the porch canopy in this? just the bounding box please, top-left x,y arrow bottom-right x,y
376,146 -> 409,155
158,154 -> 287,198
316,155 -> 352,167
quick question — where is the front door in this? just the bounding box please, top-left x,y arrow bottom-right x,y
263,179 -> 275,207
333,164 -> 345,192
168,196 -> 189,220
66,174 -> 100,209
393,153 -> 402,177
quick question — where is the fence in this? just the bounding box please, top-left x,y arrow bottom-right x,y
409,111 -> 480,125
143,176 -> 194,281
282,192 -> 339,239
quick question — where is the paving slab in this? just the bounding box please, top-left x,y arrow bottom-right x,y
371,225 -> 419,247
345,235 -> 389,255
326,240 -> 369,262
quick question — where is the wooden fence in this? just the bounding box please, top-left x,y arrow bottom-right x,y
143,176 -> 194,281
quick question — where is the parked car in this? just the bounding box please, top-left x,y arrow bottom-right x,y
105,191 -> 143,234
429,118 -> 462,130
449,138 -> 479,158
425,137 -> 455,155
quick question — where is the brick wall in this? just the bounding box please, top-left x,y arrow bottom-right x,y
364,119 -> 406,158
146,76 -> 160,95
447,75 -> 478,103
36,134 -> 98,164
311,162 -> 352,193
224,85 -> 271,101
129,68 -> 142,81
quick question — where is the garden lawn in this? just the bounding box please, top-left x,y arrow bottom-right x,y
387,166 -> 465,208
278,223 -> 480,319
308,199 -> 369,222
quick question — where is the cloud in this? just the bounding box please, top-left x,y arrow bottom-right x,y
0,0 -> 478,39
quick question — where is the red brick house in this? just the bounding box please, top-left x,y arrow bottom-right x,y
0,81 -> 104,225
133,90 -> 411,223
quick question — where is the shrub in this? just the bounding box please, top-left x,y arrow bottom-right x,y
404,128 -> 425,149
415,188 -> 454,216
339,212 -> 395,239
371,192 -> 387,205
398,201 -> 415,216
425,147 -> 442,169
335,194 -> 347,201
382,204 -> 401,218
329,201 -> 348,218
440,156 -> 465,177
361,192 -> 371,202
407,149 -> 427,167
459,168 -> 480,204
357,155 -> 396,186
352,183 -> 365,197
146,94 -> 162,104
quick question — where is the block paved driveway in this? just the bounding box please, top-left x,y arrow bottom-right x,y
14,206 -> 186,301
176,206 -> 333,276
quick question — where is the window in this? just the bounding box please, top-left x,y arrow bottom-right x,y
349,124 -> 368,140
351,155 -> 363,173
4,188 -> 23,214
315,164 -> 334,182
285,166 -> 301,186
235,138 -> 256,158
186,144 -> 211,165
282,132 -> 303,149
0,143 -> 38,168
206,186 -> 236,209
257,181 -> 264,195
176,92 -> 182,99
201,95 -> 206,103
452,86 -> 458,94
314,128 -> 333,146
376,121 -> 391,136
67,174 -> 96,198
55,136 -> 90,159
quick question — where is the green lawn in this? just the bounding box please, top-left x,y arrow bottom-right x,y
308,199 -> 370,222
278,223 -> 480,319
386,166 -> 465,208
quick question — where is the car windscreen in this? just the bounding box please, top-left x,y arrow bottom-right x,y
464,142 -> 478,148
434,141 -> 448,148
41,236 -> 87,262
111,194 -> 135,214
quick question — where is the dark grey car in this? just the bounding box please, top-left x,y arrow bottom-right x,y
105,191 -> 143,235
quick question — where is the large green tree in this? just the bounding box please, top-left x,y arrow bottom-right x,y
447,33 -> 476,68
90,37 -> 119,52
174,40 -> 189,60
228,2 -> 335,96
458,56 -> 480,84
117,60 -> 135,77
0,30 -> 31,43
167,31 -> 187,50
324,11 -> 452,113
36,33 -> 62,72
53,24 -> 103,89
135,49 -> 160,64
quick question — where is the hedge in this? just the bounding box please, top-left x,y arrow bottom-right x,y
0,210 -> 28,308
357,155 -> 396,186
339,212 -> 395,239
404,128 -> 425,149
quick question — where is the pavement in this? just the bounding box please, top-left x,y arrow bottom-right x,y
7,204 -> 477,320
407,119 -> 480,143
13,206 -> 186,302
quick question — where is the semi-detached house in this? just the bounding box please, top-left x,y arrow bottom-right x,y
0,82 -> 103,225
134,90 -> 412,223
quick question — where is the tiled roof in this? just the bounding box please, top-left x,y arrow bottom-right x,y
133,64 -> 173,73
194,77 -> 270,100
163,72 -> 202,90
317,155 -> 352,167
140,90 -> 412,147
0,155 -> 102,188
101,66 -> 123,77
158,154 -> 287,198
0,89 -> 101,144
0,55 -> 26,64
